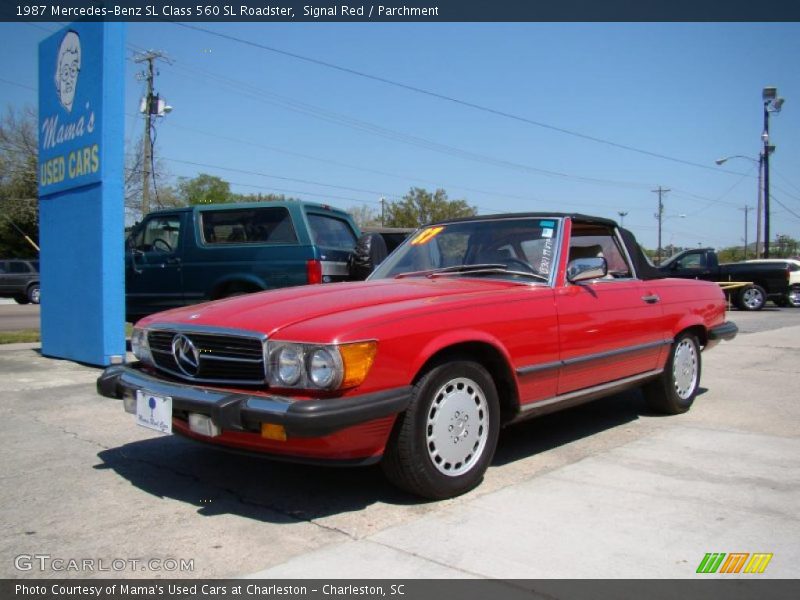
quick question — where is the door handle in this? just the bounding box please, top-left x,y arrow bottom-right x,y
166,257 -> 181,265
642,294 -> 660,304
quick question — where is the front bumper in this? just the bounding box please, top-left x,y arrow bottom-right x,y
97,364 -> 412,438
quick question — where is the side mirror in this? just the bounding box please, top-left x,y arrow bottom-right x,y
567,257 -> 608,283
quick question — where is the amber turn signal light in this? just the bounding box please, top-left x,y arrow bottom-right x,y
339,341 -> 378,389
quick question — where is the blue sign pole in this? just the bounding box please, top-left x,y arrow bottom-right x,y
38,23 -> 126,366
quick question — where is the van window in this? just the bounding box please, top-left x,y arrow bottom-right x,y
200,207 -> 298,245
307,214 -> 357,250
131,215 -> 181,253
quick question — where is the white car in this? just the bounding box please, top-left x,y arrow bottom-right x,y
746,259 -> 800,307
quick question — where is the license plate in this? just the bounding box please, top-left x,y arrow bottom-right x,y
135,390 -> 173,434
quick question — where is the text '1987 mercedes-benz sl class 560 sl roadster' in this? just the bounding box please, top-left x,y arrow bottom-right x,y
98,213 -> 737,499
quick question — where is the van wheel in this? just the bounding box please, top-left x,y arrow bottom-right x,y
381,360 -> 500,500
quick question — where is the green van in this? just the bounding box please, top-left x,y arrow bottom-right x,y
125,201 -> 360,322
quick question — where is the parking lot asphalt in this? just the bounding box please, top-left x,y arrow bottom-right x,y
0,310 -> 798,579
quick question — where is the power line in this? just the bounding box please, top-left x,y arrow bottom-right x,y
174,22 -> 747,176
0,78 -> 37,92
167,60 -> 656,191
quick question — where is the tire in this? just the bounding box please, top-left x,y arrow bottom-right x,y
27,284 -> 41,305
787,286 -> 800,308
13,295 -> 30,305
644,332 -> 701,415
381,360 -> 500,499
735,284 -> 766,311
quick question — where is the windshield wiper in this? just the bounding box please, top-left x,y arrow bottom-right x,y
396,264 -> 548,282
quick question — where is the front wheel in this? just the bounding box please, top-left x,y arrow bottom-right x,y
381,360 -> 500,499
735,284 -> 766,311
644,332 -> 701,415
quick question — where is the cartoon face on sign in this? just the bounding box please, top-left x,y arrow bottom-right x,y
54,30 -> 81,112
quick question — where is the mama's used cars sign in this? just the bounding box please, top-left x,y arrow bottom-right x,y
39,25 -> 104,195
38,22 -> 126,367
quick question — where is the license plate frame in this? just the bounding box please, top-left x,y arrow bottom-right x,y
135,390 -> 173,434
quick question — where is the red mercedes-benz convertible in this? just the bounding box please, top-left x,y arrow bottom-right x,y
98,213 -> 737,499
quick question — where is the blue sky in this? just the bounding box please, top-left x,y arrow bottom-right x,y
2,21 -> 799,250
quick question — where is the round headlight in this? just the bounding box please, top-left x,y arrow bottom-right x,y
308,348 -> 338,388
276,346 -> 303,386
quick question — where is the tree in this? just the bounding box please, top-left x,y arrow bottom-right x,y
231,192 -> 300,203
385,187 -> 476,228
176,173 -> 232,205
125,134 -> 179,218
0,106 -> 39,257
773,234 -> 799,258
348,204 -> 381,228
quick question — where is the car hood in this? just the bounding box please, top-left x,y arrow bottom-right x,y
138,277 -> 537,339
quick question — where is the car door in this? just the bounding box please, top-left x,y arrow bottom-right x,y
556,225 -> 667,395
126,213 -> 185,319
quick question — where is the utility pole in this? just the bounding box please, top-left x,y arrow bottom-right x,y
652,186 -> 670,265
135,51 -> 168,217
380,196 -> 386,226
756,153 -> 763,258
739,205 -> 752,259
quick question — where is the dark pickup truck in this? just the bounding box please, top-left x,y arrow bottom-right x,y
658,248 -> 794,310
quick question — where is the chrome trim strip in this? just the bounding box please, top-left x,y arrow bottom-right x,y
519,369 -> 664,414
146,322 -> 268,342
321,260 -> 349,276
561,339 -> 672,367
516,360 -> 561,376
516,339 -> 672,376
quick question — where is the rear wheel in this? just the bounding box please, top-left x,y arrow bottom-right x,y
735,284 -> 766,311
382,360 -> 500,499
787,286 -> 800,308
644,332 -> 701,415
27,284 -> 40,305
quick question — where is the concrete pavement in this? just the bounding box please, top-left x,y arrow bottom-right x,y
1,317 -> 798,579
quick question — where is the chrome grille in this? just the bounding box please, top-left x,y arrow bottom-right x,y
147,327 -> 266,384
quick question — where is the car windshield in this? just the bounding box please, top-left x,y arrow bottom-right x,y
370,217 -> 560,282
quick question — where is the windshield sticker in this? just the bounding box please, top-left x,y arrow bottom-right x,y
539,220 -> 556,228
542,228 -> 554,238
539,237 -> 554,275
411,226 -> 444,246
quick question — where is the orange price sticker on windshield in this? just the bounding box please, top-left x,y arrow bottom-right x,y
410,226 -> 444,246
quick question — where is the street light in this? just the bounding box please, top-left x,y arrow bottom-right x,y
762,86 -> 785,258
715,154 -> 764,257
617,211 -> 628,226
